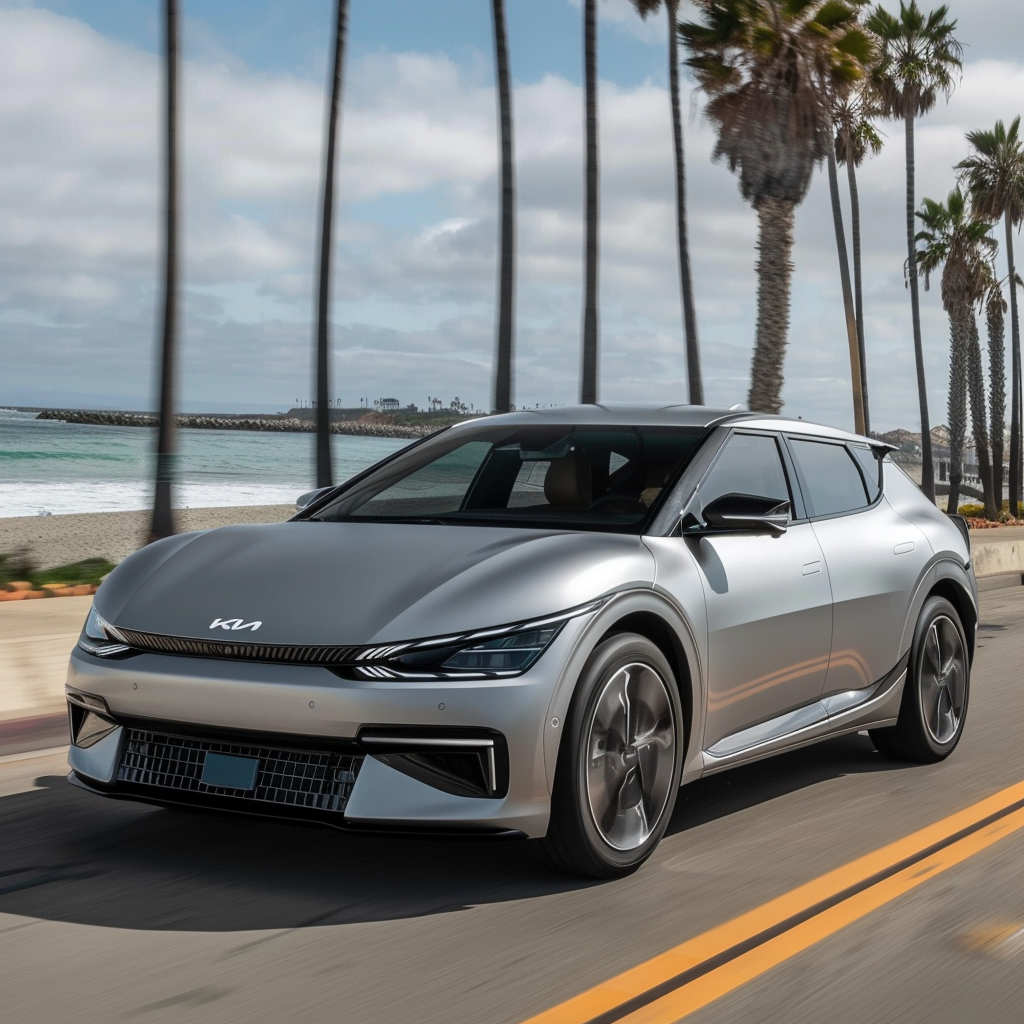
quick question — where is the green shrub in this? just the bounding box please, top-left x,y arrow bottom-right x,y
0,550 -> 37,587
0,553 -> 115,588
957,503 -> 985,517
30,558 -> 116,587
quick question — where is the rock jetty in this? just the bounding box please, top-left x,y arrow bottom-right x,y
35,409 -> 432,439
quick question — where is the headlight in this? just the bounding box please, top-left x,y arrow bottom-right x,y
351,599 -> 606,681
78,606 -> 131,657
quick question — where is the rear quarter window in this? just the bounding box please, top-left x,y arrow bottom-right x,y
848,444 -> 882,503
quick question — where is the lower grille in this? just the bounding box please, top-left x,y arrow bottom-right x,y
116,728 -> 362,814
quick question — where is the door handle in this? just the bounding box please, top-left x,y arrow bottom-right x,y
802,561 -> 821,575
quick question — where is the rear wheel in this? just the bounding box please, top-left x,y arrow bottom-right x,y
539,634 -> 683,878
870,596 -> 969,763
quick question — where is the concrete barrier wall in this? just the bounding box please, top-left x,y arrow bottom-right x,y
970,542 -> 1024,578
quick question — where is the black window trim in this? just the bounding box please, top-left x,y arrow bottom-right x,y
782,434 -> 885,522
847,441 -> 884,504
693,428 -> 809,524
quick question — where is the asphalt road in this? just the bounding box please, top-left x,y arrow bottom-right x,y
3,589 -> 1024,1024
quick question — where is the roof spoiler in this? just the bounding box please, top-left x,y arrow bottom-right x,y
867,439 -> 898,454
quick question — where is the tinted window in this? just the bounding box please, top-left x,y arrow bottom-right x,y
849,444 -> 882,502
312,424 -> 705,533
790,438 -> 868,517
698,433 -> 791,511
352,442 -> 492,517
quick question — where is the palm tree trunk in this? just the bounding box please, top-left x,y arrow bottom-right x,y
946,308 -> 968,514
1006,211 -> 1022,517
846,153 -> 869,433
905,107 -> 934,502
314,0 -> 349,488
987,287 -> 1006,513
965,312 -> 995,518
491,0 -> 516,414
580,0 -> 599,405
748,197 -> 794,415
667,1 -> 702,405
150,0 -> 179,543
827,145 -> 865,434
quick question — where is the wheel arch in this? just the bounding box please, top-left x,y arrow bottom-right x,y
543,591 -> 705,791
899,559 -> 978,667
926,576 -> 978,663
595,611 -> 693,750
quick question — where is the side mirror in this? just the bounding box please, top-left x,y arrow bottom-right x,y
296,486 -> 333,510
699,493 -> 790,534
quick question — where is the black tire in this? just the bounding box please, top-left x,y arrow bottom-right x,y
870,596 -> 970,763
538,633 -> 684,878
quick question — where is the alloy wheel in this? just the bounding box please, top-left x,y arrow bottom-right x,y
585,662 -> 676,851
919,614 -> 967,745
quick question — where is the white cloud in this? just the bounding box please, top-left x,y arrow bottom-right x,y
565,0 -> 668,46
2,5 -> 1023,433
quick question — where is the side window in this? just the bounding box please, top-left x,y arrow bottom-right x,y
698,434 -> 791,512
848,444 -> 882,503
789,438 -> 869,517
609,451 -> 630,475
507,460 -> 551,507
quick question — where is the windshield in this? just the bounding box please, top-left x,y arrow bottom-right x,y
307,423 -> 706,532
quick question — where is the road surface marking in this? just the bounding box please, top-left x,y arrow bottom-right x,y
520,780 -> 1024,1024
962,921 -> 1024,959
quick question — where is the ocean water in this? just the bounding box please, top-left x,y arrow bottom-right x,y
0,409 -> 411,517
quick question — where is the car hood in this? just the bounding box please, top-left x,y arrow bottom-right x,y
96,522 -> 656,645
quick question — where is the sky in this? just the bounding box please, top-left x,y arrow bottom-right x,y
0,0 -> 1022,430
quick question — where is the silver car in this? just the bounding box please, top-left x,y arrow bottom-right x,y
66,406 -> 975,877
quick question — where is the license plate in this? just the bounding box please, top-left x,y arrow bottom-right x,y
200,753 -> 260,790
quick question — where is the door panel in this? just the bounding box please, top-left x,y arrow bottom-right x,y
812,502 -> 931,696
692,525 -> 833,749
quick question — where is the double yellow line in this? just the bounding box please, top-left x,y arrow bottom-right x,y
522,780 -> 1024,1024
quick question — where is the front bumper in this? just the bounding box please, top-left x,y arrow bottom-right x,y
65,619 -> 588,838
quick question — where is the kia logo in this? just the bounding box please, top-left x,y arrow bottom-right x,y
209,617 -> 262,632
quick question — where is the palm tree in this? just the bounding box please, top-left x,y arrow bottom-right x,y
868,2 -> 962,503
965,309 -> 995,517
986,282 -> 1008,511
150,0 -> 180,543
680,1 -> 872,415
491,0 -> 516,414
580,0 -> 599,404
826,137 -> 866,434
834,94 -> 884,431
957,117 -> 1024,515
631,0 -> 703,403
313,0 -> 350,488
915,189 -> 997,515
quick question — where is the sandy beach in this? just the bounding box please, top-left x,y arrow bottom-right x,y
0,504 -> 294,569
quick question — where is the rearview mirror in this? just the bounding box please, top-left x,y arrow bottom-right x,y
698,493 -> 790,534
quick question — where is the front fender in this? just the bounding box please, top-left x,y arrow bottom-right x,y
541,589 -> 706,792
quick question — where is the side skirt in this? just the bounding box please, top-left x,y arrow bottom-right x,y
700,652 -> 909,777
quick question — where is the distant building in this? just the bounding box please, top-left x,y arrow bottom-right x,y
379,397 -> 400,413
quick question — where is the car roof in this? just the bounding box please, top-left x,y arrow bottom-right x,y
451,404 -> 890,449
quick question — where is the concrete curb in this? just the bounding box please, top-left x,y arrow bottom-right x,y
0,713 -> 68,758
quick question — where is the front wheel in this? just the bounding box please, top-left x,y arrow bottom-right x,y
539,634 -> 684,878
870,596 -> 970,763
